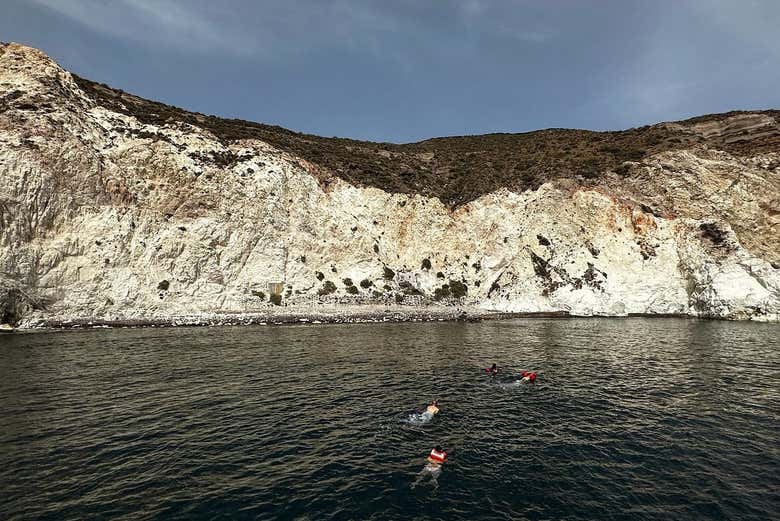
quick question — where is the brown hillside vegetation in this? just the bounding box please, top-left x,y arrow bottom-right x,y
73,75 -> 780,207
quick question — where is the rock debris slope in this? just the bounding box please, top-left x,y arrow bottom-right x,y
1,42 -> 779,326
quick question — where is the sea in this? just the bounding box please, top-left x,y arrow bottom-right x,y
1,318 -> 778,520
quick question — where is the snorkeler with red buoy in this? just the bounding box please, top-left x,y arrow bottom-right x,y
411,445 -> 448,490
521,370 -> 537,383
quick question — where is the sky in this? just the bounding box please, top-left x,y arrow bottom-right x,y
2,0 -> 779,143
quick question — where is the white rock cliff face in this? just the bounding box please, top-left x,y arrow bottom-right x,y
1,43 -> 779,325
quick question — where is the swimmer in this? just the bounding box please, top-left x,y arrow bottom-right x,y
521,370 -> 537,383
486,363 -> 499,377
411,446 -> 448,490
405,400 -> 440,425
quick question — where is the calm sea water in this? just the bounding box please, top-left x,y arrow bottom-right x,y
1,318 -> 778,520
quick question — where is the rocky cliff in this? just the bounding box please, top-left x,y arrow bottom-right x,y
1,42 -> 779,326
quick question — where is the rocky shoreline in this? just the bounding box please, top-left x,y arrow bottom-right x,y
9,305 -> 703,331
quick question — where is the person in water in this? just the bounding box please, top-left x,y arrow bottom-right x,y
521,370 -> 537,383
487,363 -> 499,377
411,446 -> 448,489
413,399 -> 439,423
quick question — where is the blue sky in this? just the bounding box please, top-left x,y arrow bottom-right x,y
3,0 -> 779,143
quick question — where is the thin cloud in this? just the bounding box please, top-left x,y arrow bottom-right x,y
30,0 -> 231,53
29,0 -> 556,60
689,0 -> 780,59
28,0 -> 408,59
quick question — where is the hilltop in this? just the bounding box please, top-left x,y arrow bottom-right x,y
73,74 -> 780,206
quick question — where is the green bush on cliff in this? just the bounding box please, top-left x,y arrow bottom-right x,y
449,280 -> 468,298
318,281 -> 337,296
433,286 -> 451,301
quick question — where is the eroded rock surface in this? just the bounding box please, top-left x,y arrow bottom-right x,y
1,43 -> 778,326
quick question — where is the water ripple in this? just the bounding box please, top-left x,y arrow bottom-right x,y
0,318 -> 778,520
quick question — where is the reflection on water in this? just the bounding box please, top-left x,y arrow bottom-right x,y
1,318 -> 779,520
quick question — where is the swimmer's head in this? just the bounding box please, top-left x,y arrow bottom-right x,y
434,445 -> 443,452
